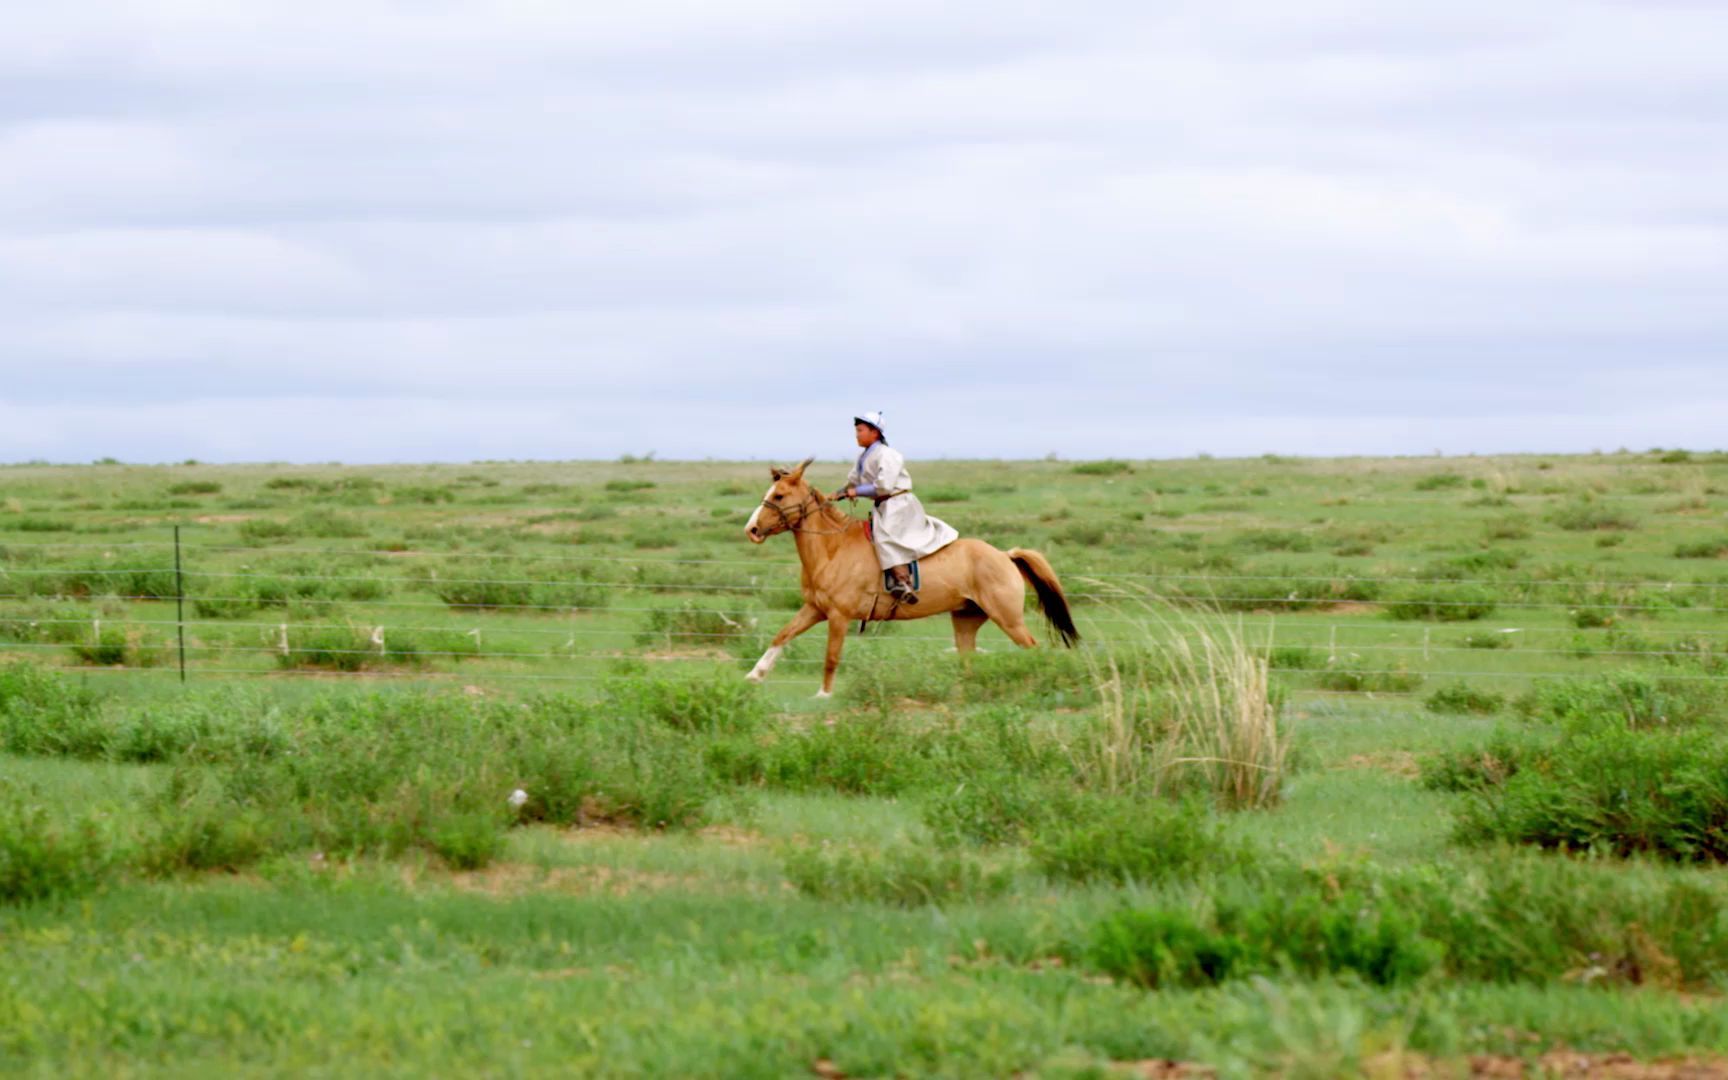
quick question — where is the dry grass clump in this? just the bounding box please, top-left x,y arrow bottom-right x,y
1078,591 -> 1288,809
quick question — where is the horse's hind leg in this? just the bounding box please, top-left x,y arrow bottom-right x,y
975,581 -> 1039,649
951,606 -> 988,654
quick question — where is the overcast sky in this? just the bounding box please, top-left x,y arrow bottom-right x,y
2,1 -> 1723,464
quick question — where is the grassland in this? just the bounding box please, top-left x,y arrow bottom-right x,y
5,450 -> 1728,1077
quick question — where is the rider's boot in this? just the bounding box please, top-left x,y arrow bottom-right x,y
887,563 -> 919,605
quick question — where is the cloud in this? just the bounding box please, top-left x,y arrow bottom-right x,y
1,1 -> 1724,461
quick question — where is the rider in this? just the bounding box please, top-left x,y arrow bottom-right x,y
831,411 -> 958,605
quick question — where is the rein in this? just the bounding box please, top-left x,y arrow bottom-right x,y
757,493 -> 862,537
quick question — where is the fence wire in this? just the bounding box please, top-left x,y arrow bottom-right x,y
8,528 -> 1728,688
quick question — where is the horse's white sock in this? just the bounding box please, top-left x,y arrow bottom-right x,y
746,644 -> 783,681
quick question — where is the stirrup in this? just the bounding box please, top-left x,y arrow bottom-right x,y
888,581 -> 919,605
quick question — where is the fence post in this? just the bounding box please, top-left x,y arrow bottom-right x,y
174,525 -> 187,684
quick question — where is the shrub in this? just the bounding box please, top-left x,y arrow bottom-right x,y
1086,881 -> 1442,989
604,479 -> 655,493
1424,683 -> 1505,715
782,844 -> 1013,907
166,481 -> 222,496
1030,797 -> 1244,884
1233,528 -> 1313,553
1514,672 -> 1728,731
604,673 -> 767,735
238,519 -> 295,543
1383,584 -> 1496,622
10,517 -> 74,532
1674,538 -> 1728,559
1267,646 -> 1324,670
0,794 -> 118,903
393,485 -> 455,505
0,664 -> 109,758
1454,727 -> 1728,861
923,773 -> 1072,847
922,487 -> 970,503
635,602 -> 760,654
1483,515 -> 1532,541
1458,631 -> 1514,650
1071,460 -> 1132,476
1420,730 -> 1554,793
1414,472 -> 1466,491
140,789 -> 290,875
415,558 -> 609,611
272,625 -> 478,672
1316,666 -> 1423,693
1550,500 -> 1639,532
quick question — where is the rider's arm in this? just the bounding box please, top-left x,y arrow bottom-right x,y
870,448 -> 906,496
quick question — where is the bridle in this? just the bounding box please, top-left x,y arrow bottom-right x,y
756,492 -> 860,537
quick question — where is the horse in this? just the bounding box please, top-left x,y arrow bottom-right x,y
742,457 -> 1080,697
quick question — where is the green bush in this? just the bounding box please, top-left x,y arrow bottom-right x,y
635,602 -> 761,656
415,557 -> 608,611
1233,528 -> 1313,553
782,844 -> 1013,907
1674,538 -> 1728,559
1413,472 -> 1466,491
1267,646 -> 1325,670
1070,460 -> 1132,476
1514,672 -> 1728,731
1316,666 -> 1423,693
1550,500 -> 1639,532
1086,881 -> 1442,989
393,485 -> 455,505
923,772 -> 1071,847
165,481 -> 222,496
272,625 -> 475,672
0,664 -> 109,759
1420,730 -> 1555,793
1455,727 -> 1728,861
10,517 -> 74,532
1457,631 -> 1514,650
1424,683 -> 1505,715
604,672 -> 767,735
0,793 -> 118,903
1030,797 -> 1243,884
1383,584 -> 1496,622
140,791 -> 290,875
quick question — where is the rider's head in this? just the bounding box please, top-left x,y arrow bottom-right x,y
853,411 -> 886,448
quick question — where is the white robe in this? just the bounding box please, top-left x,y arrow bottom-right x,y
847,444 -> 959,570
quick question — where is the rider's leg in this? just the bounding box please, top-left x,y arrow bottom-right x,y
887,563 -> 919,604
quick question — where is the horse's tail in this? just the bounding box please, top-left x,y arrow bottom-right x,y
1008,548 -> 1080,648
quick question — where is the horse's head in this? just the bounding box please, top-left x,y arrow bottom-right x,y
744,457 -> 818,544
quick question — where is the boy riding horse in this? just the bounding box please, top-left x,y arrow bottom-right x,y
830,411 -> 957,605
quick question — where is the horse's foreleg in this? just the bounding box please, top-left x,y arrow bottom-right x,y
746,603 -> 824,683
816,617 -> 849,698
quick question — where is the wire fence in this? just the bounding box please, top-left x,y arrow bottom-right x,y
6,528 -> 1728,689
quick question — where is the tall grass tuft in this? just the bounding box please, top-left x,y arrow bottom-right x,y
1078,593 -> 1288,809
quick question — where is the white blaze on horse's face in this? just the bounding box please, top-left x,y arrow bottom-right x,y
743,482 -> 775,544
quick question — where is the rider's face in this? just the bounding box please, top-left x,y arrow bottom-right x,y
855,422 -> 879,448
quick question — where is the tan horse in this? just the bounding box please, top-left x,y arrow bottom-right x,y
742,457 -> 1079,696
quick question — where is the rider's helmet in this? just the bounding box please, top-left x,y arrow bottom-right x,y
853,411 -> 887,444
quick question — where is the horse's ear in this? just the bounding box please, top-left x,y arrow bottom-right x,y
768,466 -> 785,480
790,456 -> 815,480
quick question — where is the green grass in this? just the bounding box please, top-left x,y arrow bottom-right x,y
6,452 -> 1728,1075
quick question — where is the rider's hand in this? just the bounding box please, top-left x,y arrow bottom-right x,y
832,486 -> 853,501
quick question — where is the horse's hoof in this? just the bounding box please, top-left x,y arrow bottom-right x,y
745,671 -> 764,683
813,689 -> 832,699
